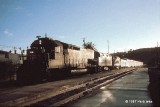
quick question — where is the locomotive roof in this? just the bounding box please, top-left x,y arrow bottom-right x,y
0,50 -> 21,57
0,50 -> 8,54
31,37 -> 80,50
31,37 -> 63,48
55,40 -> 80,50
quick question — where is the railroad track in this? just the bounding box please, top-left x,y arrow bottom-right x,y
32,69 -> 135,106
0,68 -> 135,106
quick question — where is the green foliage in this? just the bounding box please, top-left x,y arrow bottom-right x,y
83,42 -> 97,51
112,47 -> 160,67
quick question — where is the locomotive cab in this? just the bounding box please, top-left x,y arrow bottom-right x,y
17,37 -> 63,83
29,37 -> 63,65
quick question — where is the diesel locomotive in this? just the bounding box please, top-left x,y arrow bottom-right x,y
17,37 -> 96,83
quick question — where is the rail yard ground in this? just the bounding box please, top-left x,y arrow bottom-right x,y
68,68 -> 153,107
0,68 -> 135,106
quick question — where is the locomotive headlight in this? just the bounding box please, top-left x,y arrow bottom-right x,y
39,40 -> 42,44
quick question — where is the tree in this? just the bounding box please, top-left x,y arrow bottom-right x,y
83,41 -> 97,51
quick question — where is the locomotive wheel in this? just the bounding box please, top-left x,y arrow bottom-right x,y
16,65 -> 29,85
88,66 -> 99,74
63,68 -> 71,77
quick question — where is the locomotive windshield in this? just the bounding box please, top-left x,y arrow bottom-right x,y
27,37 -> 61,61
27,47 -> 45,61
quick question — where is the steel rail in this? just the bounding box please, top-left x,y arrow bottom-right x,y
0,69 -> 135,106
34,69 -> 135,106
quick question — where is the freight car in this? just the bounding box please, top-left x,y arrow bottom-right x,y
113,56 -> 121,69
88,52 -> 113,72
98,52 -> 113,70
120,58 -> 143,68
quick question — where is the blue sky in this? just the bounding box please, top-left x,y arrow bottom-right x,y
0,0 -> 160,53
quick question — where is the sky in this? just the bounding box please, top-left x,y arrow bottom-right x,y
0,0 -> 160,53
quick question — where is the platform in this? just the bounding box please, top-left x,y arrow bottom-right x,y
69,68 -> 152,107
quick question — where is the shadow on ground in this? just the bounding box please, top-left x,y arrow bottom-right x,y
148,68 -> 160,106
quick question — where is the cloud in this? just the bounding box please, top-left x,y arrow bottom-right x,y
4,29 -> 13,36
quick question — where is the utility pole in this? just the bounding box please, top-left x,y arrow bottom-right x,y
157,41 -> 159,66
45,33 -> 47,37
13,47 -> 17,54
82,37 -> 86,47
82,37 -> 86,46
107,40 -> 109,54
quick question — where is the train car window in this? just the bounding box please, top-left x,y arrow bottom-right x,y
30,51 -> 34,54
